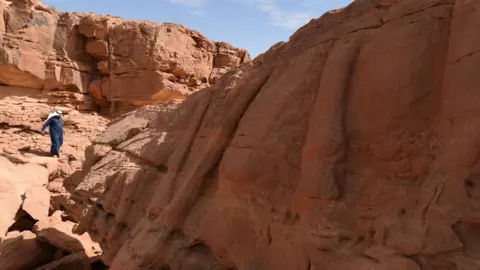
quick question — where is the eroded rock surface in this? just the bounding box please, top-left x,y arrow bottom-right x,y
34,211 -> 102,259
0,0 -> 249,269
34,251 -> 92,270
0,230 -> 56,270
0,153 -> 105,269
0,0 -> 249,110
68,0 -> 480,269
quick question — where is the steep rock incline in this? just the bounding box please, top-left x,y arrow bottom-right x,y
70,0 -> 480,269
0,0 -> 249,110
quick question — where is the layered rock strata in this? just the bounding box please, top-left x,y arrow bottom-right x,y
0,0 -> 249,110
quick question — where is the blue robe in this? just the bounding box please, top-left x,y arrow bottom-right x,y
41,116 -> 64,157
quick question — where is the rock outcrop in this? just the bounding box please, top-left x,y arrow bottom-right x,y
0,0 -> 249,111
68,0 -> 480,269
0,156 -> 49,237
33,211 -> 102,259
0,230 -> 56,270
0,152 -> 106,269
81,15 -> 250,107
0,0 -> 249,269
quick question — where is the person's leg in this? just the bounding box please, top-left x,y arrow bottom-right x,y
50,135 -> 55,156
51,135 -> 60,157
50,143 -> 55,156
56,143 -> 61,157
51,142 -> 59,157
58,132 -> 63,157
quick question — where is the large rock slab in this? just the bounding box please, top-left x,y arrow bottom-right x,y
0,230 -> 56,270
92,113 -> 150,147
33,211 -> 102,258
23,185 -> 51,221
0,156 -> 49,195
0,156 -> 50,238
33,251 -> 92,270
0,176 -> 22,239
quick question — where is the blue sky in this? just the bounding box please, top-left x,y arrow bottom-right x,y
43,0 -> 353,57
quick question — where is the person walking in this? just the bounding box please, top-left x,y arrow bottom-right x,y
41,110 -> 64,157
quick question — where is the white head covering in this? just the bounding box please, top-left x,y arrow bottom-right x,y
46,110 -> 63,122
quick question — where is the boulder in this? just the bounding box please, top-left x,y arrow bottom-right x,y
22,185 -> 50,221
83,144 -> 112,169
0,160 -> 50,196
92,113 -> 150,146
2,153 -> 58,176
47,179 -> 85,223
33,211 -> 102,258
0,230 -> 56,270
0,156 -> 52,237
0,177 -> 22,239
85,40 -> 108,60
33,251 -> 92,270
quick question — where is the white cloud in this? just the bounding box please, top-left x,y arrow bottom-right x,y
234,0 -> 312,30
164,0 -> 208,16
164,0 -> 206,8
190,9 -> 207,16
300,0 -> 325,7
163,0 -> 319,29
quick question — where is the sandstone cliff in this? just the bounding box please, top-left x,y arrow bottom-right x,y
0,0 -> 250,268
68,0 -> 480,269
0,0 -> 249,110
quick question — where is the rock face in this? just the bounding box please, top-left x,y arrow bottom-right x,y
68,0 -> 480,269
0,0 -> 249,110
81,15 -> 250,107
0,0 -> 94,108
0,0 -> 251,268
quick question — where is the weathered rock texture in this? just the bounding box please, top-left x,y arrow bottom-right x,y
81,15 -> 250,107
34,211 -> 102,258
0,156 -> 49,238
68,0 -> 480,269
0,230 -> 56,270
0,151 -> 106,269
0,0 -> 249,110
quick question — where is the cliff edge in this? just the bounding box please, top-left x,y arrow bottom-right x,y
0,0 -> 249,110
